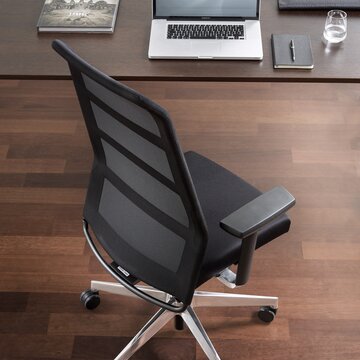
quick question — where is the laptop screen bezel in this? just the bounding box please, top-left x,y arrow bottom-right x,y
152,0 -> 260,21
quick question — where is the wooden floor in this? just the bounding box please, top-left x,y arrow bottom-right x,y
0,80 -> 360,360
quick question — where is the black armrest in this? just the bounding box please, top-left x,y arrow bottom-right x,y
219,186 -> 295,286
220,186 -> 295,239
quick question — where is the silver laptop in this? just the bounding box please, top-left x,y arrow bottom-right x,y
148,0 -> 263,60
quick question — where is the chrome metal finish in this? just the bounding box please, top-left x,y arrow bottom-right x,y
91,281 -> 169,302
181,307 -> 221,360
191,290 -> 278,309
87,279 -> 280,359
114,308 -> 175,360
216,268 -> 237,288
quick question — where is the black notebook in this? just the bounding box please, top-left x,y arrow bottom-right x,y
279,0 -> 360,10
271,34 -> 314,69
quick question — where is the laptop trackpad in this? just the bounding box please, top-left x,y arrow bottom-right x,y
191,41 -> 221,57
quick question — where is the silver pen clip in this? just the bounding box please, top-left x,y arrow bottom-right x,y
290,39 -> 296,62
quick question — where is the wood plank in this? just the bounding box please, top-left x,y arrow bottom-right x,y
24,174 -> 89,188
292,150 -> 359,164
0,335 -> 74,359
242,277 -> 360,302
0,120 -> 77,134
0,187 -> 86,204
0,80 -> 20,88
0,292 -> 28,312
0,216 -> 54,236
0,312 -> 49,334
0,255 -> 91,274
48,314 -> 155,337
0,133 -> 88,147
251,258 -> 360,279
0,204 -> 83,236
0,173 -> 25,187
72,336 -> 196,360
0,203 -> 82,218
7,144 -> 91,161
0,159 -> 66,173
26,292 -> 157,316
0,236 -> 85,256
289,319 -> 360,341
0,273 -> 111,293
196,339 -> 360,360
302,241 -> 360,260
0,145 -> 9,158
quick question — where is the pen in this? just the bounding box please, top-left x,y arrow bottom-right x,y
290,39 -> 296,62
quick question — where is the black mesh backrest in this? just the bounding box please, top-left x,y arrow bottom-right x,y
52,40 -> 208,305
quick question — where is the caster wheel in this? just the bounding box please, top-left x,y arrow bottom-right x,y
80,289 -> 100,310
258,306 -> 277,323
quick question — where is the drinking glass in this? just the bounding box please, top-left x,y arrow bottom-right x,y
323,10 -> 347,43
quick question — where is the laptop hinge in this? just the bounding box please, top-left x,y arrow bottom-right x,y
166,17 -> 245,22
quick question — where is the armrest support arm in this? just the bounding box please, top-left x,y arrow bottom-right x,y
220,186 -> 295,286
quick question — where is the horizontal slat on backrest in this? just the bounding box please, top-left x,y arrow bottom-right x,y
99,179 -> 186,272
83,74 -> 160,136
102,140 -> 189,227
91,102 -> 174,181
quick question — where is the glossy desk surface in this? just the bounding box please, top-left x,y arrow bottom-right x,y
1,0 -> 360,81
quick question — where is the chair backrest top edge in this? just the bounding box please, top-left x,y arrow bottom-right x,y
52,39 -> 169,121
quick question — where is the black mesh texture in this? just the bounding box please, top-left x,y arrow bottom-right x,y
52,40 -> 208,305
90,101 -> 173,180
83,74 -> 160,136
101,140 -> 189,227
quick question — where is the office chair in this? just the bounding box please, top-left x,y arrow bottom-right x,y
52,39 -> 295,360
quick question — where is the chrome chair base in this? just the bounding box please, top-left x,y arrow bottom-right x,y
90,279 -> 278,360
113,305 -> 220,360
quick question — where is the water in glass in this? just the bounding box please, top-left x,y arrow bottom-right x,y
323,24 -> 347,43
323,10 -> 347,43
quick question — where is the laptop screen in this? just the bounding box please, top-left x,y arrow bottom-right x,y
154,0 -> 259,20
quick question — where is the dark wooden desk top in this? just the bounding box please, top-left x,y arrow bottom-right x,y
1,0 -> 360,82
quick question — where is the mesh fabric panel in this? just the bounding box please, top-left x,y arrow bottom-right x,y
99,179 -> 185,272
102,139 -> 188,227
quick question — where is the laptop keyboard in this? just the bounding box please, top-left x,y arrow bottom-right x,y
167,24 -> 245,40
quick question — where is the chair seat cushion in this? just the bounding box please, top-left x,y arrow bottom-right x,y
184,151 -> 291,286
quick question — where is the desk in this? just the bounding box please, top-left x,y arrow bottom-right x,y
0,0 -> 360,81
